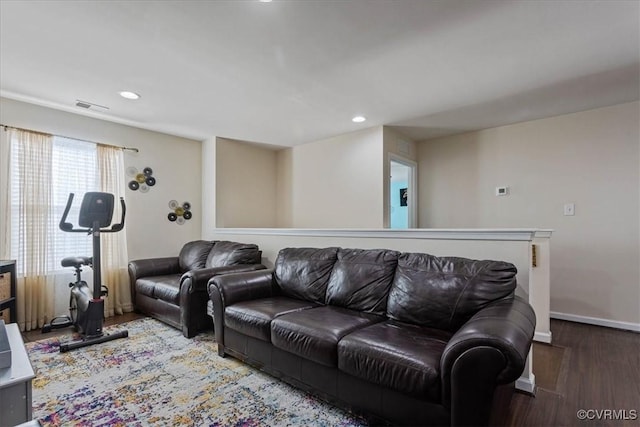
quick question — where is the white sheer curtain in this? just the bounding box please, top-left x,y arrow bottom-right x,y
0,129 -> 11,260
97,144 -> 133,316
1,128 -> 133,331
4,128 -> 56,331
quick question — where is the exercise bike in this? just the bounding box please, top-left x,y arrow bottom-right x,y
41,192 -> 129,352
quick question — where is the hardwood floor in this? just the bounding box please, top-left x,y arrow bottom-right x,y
505,319 -> 640,427
20,311 -> 145,343
21,316 -> 639,426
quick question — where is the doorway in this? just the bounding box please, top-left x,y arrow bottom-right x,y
389,156 -> 417,229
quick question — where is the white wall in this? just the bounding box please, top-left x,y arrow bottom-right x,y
202,127 -> 386,230
0,97 -> 203,260
276,147 -> 293,227
417,101 -> 640,326
279,126 -> 385,228
201,136 -> 217,235
215,137 -> 278,227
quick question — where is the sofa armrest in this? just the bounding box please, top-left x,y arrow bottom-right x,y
208,269 -> 275,354
181,264 -> 267,293
209,269 -> 275,307
128,257 -> 180,281
177,265 -> 264,338
440,296 -> 535,425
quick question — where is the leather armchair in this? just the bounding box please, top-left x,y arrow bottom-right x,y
129,240 -> 265,338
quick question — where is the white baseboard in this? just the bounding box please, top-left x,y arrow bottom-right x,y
516,373 -> 536,395
534,330 -> 552,344
550,311 -> 640,332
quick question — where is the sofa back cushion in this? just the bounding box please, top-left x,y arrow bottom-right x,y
387,252 -> 517,331
206,241 -> 261,268
274,247 -> 338,304
325,248 -> 399,315
179,240 -> 215,272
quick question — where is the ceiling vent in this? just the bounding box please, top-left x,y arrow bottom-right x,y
75,100 -> 109,110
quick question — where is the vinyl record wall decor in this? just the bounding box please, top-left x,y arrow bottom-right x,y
168,200 -> 192,225
127,166 -> 156,193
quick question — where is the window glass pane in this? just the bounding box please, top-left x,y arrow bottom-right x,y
10,135 -> 98,273
49,137 -> 97,271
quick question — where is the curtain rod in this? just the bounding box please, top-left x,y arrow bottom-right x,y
1,124 -> 140,153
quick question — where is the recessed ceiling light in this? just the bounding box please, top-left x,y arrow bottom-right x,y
352,116 -> 366,123
259,0 -> 273,2
119,91 -> 141,100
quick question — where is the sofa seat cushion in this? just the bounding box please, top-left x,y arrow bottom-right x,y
135,275 -> 181,305
338,320 -> 453,401
225,297 -> 318,342
271,306 -> 384,367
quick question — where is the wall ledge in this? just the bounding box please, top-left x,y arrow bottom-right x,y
214,228 -> 553,242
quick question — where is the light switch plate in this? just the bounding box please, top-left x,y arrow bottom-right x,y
564,203 -> 575,216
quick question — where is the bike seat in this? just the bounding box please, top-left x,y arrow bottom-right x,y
61,256 -> 92,268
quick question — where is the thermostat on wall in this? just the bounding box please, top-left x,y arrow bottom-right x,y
496,186 -> 509,196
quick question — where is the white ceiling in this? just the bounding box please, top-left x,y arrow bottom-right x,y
1,0 -> 638,147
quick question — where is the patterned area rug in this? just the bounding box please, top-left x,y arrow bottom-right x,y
26,318 -> 366,426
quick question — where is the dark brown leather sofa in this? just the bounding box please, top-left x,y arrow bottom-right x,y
209,247 -> 536,426
128,240 -> 265,338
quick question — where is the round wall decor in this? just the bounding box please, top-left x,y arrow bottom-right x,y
127,166 -> 157,192
168,200 -> 192,225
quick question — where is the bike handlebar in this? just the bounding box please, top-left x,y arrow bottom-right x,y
59,193 -> 75,232
109,197 -> 126,232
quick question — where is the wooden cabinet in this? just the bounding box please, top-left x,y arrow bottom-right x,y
0,261 -> 16,324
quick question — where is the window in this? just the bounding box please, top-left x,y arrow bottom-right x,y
11,136 -> 98,273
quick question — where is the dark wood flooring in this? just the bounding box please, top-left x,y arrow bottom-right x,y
21,316 -> 639,426
20,311 -> 145,343
505,319 -> 640,427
